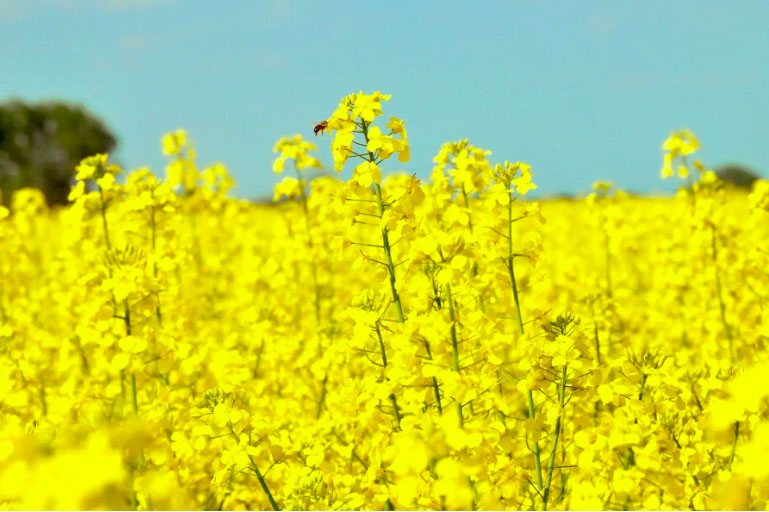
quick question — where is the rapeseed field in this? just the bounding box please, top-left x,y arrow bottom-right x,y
1,92 -> 768,510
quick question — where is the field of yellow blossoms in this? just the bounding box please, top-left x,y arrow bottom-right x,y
2,91 -> 769,511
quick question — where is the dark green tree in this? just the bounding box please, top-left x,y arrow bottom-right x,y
714,163 -> 762,189
0,100 -> 117,206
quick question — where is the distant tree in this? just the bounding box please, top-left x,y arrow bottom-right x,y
0,100 -> 117,206
714,163 -> 762,189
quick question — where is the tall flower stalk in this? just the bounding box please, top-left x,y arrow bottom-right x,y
490,160 -> 543,495
325,91 -> 413,427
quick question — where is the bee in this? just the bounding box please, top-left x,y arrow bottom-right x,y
313,120 -> 328,137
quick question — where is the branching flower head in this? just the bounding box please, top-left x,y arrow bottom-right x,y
433,140 -> 492,194
326,91 -> 410,173
69,154 -> 123,202
162,129 -> 187,156
491,160 -> 537,196
272,135 -> 323,174
660,129 -> 701,180
272,135 -> 322,203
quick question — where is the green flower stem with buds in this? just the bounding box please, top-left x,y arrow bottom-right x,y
358,119 -> 404,427
504,177 -> 544,493
374,182 -> 404,323
149,195 -> 162,325
527,391 -> 544,492
542,365 -> 567,511
98,182 -> 138,414
506,185 -> 525,336
446,283 -> 463,427
360,119 -> 405,324
710,223 -> 734,362
227,423 -> 280,511
375,324 -> 402,426
123,298 -> 138,414
424,282 -> 444,415
447,284 -> 460,373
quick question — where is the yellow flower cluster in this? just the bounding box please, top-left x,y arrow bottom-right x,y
660,129 -> 702,180
1,95 -> 769,511
326,91 -> 409,173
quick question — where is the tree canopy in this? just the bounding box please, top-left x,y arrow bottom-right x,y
714,163 -> 762,189
0,100 -> 116,206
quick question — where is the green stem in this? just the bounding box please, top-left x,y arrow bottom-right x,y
542,366 -> 567,510
389,394 -> 402,426
73,336 -> 90,374
376,325 -> 388,368
227,424 -> 280,511
359,120 -> 404,428
506,181 -> 543,492
711,224 -> 734,362
507,190 -> 524,334
423,325 -> 443,415
729,421 -> 740,469
124,299 -> 139,414
432,376 -> 443,414
542,424 -> 562,509
593,321 -> 602,366
123,299 -> 132,336
638,373 -> 648,401
99,180 -> 141,414
316,374 -> 327,419
131,373 -> 138,414
375,183 -> 404,323
150,200 -> 162,324
528,390 -> 544,490
446,283 -> 463,426
375,325 -> 401,426
360,119 -> 404,323
447,284 -> 460,373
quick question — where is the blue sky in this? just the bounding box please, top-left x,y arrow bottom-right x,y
2,0 -> 768,198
